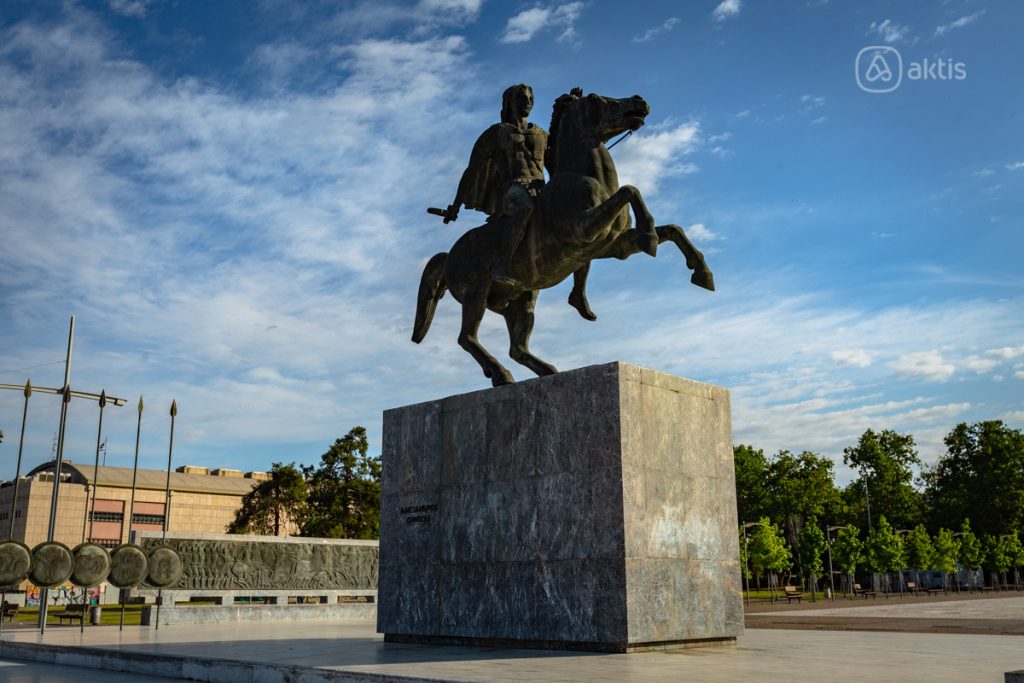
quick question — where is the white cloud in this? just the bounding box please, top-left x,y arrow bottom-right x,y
1000,410 -> 1024,423
499,2 -> 583,44
934,11 -> 984,37
634,17 -> 680,43
613,121 -> 701,196
889,351 -> 955,381
734,109 -> 750,120
831,349 -> 872,368
1007,162 -> 1024,171
868,19 -> 910,43
107,0 -> 153,17
993,374 -> 1006,382
712,0 -> 742,22
963,355 -> 998,373
800,94 -> 825,110
812,116 -> 828,125
987,345 -> 1024,360
686,223 -> 718,242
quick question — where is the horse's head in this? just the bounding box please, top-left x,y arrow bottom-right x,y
549,90 -> 650,172
552,90 -> 650,146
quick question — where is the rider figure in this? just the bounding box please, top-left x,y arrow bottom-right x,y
442,84 -> 543,288
442,84 -> 595,319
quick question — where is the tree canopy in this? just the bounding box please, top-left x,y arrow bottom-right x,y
842,429 -> 923,533
228,462 -> 307,536
300,426 -> 382,539
924,421 -> 1024,537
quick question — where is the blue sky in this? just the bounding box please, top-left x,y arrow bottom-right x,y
0,0 -> 1021,485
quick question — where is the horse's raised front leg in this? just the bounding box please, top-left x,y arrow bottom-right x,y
504,290 -> 557,378
656,224 -> 715,290
458,289 -> 515,386
599,224 -> 715,291
576,184 -> 657,257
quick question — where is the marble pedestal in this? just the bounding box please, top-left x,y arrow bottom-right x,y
377,362 -> 743,652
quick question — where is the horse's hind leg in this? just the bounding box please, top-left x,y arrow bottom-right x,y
458,290 -> 515,387
505,291 -> 557,377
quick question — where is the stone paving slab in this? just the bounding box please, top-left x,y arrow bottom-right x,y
0,618 -> 1022,682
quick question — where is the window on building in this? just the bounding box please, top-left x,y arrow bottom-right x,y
131,513 -> 166,525
89,511 -> 124,523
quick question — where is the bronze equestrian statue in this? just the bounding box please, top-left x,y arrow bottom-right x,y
415,87 -> 715,387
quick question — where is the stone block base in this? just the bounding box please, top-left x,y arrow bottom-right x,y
377,362 -> 743,651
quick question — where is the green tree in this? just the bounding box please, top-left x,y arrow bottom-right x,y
957,518 -> 983,589
1003,532 -> 1024,589
734,444 -> 770,525
747,517 -> 791,597
924,421 -> 1024,537
300,427 -> 382,539
842,429 -> 924,533
830,526 -> 862,597
931,528 -> 959,591
865,515 -> 903,592
228,462 -> 308,536
982,535 -> 1011,589
903,524 -> 934,591
903,524 -> 934,570
764,450 -> 841,571
798,517 -> 826,600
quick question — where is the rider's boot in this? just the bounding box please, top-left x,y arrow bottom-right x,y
491,212 -> 528,288
568,264 -> 597,321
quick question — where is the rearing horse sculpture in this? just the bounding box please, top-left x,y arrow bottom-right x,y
413,89 -> 715,386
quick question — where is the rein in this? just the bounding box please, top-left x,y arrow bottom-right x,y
606,130 -> 633,150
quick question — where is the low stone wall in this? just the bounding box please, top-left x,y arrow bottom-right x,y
132,532 -> 378,620
140,602 -> 376,626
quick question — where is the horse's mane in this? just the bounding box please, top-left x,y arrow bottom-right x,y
547,87 -> 583,174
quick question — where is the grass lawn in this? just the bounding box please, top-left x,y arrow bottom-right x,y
7,604 -> 145,627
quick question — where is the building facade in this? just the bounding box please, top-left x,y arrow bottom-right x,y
0,460 -> 271,551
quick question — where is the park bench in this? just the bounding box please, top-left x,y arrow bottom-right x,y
55,603 -> 87,624
2,602 -> 18,622
926,587 -> 944,596
783,585 -> 803,603
853,583 -> 879,599
906,581 -> 920,596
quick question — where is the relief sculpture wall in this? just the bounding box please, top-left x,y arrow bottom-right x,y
136,536 -> 378,591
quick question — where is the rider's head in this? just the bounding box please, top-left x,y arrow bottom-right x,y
501,84 -> 534,123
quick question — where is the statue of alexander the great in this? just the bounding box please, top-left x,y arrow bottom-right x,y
417,86 -> 715,387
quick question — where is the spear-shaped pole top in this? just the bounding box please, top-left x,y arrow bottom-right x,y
170,399 -> 177,417
137,395 -> 144,413
24,379 -> 32,398
99,389 -> 107,408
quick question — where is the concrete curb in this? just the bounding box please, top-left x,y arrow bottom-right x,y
0,639 -> 446,683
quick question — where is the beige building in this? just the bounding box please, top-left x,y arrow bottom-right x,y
0,460 -> 271,550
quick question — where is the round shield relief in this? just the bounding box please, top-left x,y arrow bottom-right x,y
70,542 -> 112,587
107,544 -> 148,588
0,540 -> 32,586
29,541 -> 74,588
145,545 -> 183,588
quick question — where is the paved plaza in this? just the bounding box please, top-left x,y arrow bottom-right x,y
0,596 -> 1022,682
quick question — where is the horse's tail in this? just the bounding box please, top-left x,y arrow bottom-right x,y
412,252 -> 448,344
